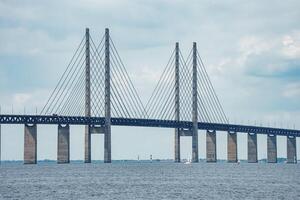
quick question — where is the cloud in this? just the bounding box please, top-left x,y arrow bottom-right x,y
281,32 -> 300,58
1,0 -> 300,159
212,32 -> 300,80
13,93 -> 31,105
242,34 -> 300,78
1,89 -> 52,114
282,82 -> 300,98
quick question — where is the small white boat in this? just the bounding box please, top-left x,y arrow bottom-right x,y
184,158 -> 191,164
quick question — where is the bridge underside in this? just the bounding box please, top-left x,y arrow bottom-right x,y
0,115 -> 298,164
1,115 -> 299,137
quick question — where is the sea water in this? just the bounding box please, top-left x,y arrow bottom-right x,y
1,162 -> 300,199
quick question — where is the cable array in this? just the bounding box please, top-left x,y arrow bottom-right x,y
109,37 -> 147,119
146,46 -> 228,123
41,35 -> 86,116
41,31 -> 147,118
196,51 -> 228,123
41,29 -> 227,123
145,49 -> 176,120
89,35 -> 105,117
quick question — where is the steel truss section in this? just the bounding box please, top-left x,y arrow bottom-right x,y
0,115 -> 299,137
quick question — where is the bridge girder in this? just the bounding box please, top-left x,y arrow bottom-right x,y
0,115 -> 299,137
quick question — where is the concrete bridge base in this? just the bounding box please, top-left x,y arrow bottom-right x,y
227,131 -> 237,162
287,136 -> 297,164
192,129 -> 198,163
174,128 -> 180,162
24,124 -> 37,164
104,125 -> 111,163
267,134 -> 277,163
248,133 -> 257,163
57,124 -> 70,164
206,130 -> 216,162
84,125 -> 91,163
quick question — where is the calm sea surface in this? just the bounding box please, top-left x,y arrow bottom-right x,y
0,162 -> 299,199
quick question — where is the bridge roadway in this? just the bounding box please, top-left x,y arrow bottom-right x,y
0,114 -> 299,137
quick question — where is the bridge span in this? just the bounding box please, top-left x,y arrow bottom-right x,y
0,114 -> 299,136
0,114 -> 298,164
0,28 -> 298,164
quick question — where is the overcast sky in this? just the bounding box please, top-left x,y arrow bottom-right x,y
0,0 -> 300,161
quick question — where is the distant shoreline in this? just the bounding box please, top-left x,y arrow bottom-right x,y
0,158 -> 297,164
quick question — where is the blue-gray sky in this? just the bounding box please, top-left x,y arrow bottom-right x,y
0,0 -> 300,160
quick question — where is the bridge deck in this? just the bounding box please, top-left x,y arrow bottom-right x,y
0,115 -> 299,137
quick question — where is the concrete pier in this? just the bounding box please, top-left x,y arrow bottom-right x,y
206,130 -> 216,162
57,124 -> 70,164
174,128 -> 180,162
287,136 -> 297,163
84,125 -> 91,163
267,134 -> 277,163
227,131 -> 237,162
248,133 -> 257,163
104,126 -> 111,163
24,124 -> 37,164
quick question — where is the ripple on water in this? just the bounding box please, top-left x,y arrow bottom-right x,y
0,163 -> 300,199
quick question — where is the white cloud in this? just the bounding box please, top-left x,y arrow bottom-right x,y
282,82 -> 300,98
281,32 -> 300,58
0,1 -> 41,22
0,27 -> 80,56
238,36 -> 274,56
1,89 -> 52,114
1,0 -> 300,160
13,93 -> 31,105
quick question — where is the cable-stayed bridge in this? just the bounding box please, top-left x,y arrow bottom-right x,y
0,28 -> 298,164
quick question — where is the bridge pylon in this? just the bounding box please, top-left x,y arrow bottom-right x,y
84,28 -> 92,163
174,42 -> 180,162
104,28 -> 111,163
192,42 -> 199,163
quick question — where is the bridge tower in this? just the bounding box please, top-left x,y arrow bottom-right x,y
84,28 -> 92,163
104,28 -> 112,163
174,42 -> 180,162
192,42 -> 199,162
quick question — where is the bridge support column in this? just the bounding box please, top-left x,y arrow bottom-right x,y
57,124 -> 70,164
104,126 -> 111,163
227,131 -> 237,163
0,122 -> 1,164
192,42 -> 198,163
174,42 -> 180,163
287,136 -> 297,164
104,28 -> 111,163
175,128 -> 180,162
84,125 -> 91,163
206,130 -> 216,162
248,133 -> 257,163
84,28 -> 91,163
267,134 -> 277,163
24,124 -> 37,164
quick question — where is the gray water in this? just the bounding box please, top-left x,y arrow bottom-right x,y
0,162 -> 300,200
